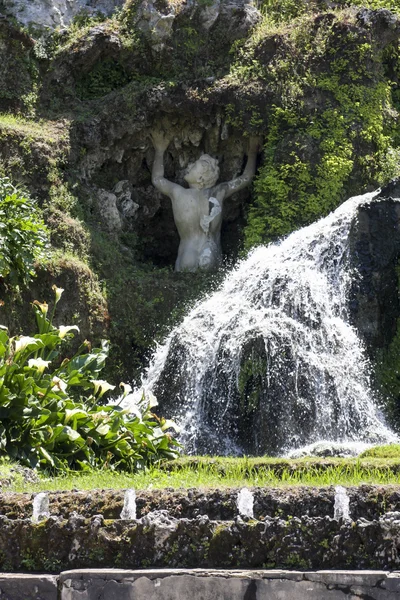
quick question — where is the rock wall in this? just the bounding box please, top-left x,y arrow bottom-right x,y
4,512 -> 400,570
349,182 -> 400,356
1,486 -> 400,572
1,0 -> 124,29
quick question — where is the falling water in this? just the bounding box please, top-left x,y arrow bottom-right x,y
32,492 -> 50,523
334,486 -> 351,521
237,488 -> 254,518
124,191 -> 397,455
120,488 -> 137,520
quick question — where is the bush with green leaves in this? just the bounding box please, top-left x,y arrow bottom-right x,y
0,177 -> 49,288
0,286 -> 179,472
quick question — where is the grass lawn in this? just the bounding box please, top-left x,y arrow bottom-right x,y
4,445 -> 400,493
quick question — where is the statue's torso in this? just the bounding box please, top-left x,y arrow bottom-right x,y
171,187 -> 224,271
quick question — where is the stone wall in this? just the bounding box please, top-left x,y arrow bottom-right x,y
4,569 -> 400,600
1,484 -> 400,521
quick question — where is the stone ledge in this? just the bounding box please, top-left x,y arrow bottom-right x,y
58,569 -> 400,600
1,570 -> 400,600
0,573 -> 57,600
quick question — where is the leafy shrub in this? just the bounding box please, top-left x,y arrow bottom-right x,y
76,58 -> 130,99
0,286 -> 179,472
0,178 -> 49,287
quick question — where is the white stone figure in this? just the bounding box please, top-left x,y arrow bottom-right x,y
151,131 -> 260,272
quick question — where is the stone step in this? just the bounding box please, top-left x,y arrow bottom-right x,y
2,569 -> 400,600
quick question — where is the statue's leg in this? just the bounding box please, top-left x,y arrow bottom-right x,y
175,240 -> 199,272
198,238 -> 221,271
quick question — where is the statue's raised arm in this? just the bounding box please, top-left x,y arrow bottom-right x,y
212,136 -> 261,199
151,130 -> 183,197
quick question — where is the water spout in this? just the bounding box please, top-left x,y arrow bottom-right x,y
237,488 -> 254,519
32,492 -> 50,523
120,488 -> 137,520
334,486 -> 350,521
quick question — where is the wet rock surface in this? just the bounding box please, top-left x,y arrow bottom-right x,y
349,186 -> 400,356
57,569 -> 400,600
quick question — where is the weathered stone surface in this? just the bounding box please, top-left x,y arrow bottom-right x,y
94,187 -> 123,232
305,570 -> 388,586
3,511 -> 400,571
0,569 -> 399,600
57,569 -> 400,600
1,0 -> 124,29
0,574 -> 57,600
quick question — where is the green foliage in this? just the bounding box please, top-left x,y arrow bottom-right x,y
0,25 -> 39,115
0,177 -> 49,287
257,0 -> 311,25
76,58 -> 130,99
0,287 -> 179,472
71,9 -> 107,29
238,12 -> 399,247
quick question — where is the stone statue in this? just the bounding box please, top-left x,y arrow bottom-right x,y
151,131 -> 260,272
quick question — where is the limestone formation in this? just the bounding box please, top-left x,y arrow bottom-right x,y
1,0 -> 124,29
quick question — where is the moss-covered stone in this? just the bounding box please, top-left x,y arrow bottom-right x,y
0,509 -> 398,571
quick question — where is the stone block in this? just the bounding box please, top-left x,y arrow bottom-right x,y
60,571 -> 249,600
0,574 -> 57,600
381,572 -> 400,591
305,570 -> 388,586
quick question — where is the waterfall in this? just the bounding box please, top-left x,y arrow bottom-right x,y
124,190 -> 397,455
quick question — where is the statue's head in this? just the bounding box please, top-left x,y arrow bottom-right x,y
184,154 -> 220,189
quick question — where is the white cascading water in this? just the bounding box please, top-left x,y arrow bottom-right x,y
124,191 -> 398,455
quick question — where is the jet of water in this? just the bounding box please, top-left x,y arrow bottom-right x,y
120,488 -> 137,520
32,492 -> 50,523
334,485 -> 350,521
237,488 -> 254,519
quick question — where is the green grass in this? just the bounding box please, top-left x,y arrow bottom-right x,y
6,453 -> 400,493
0,114 -> 68,142
358,444 -> 400,459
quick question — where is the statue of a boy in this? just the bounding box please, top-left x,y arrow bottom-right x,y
151,131 -> 260,272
